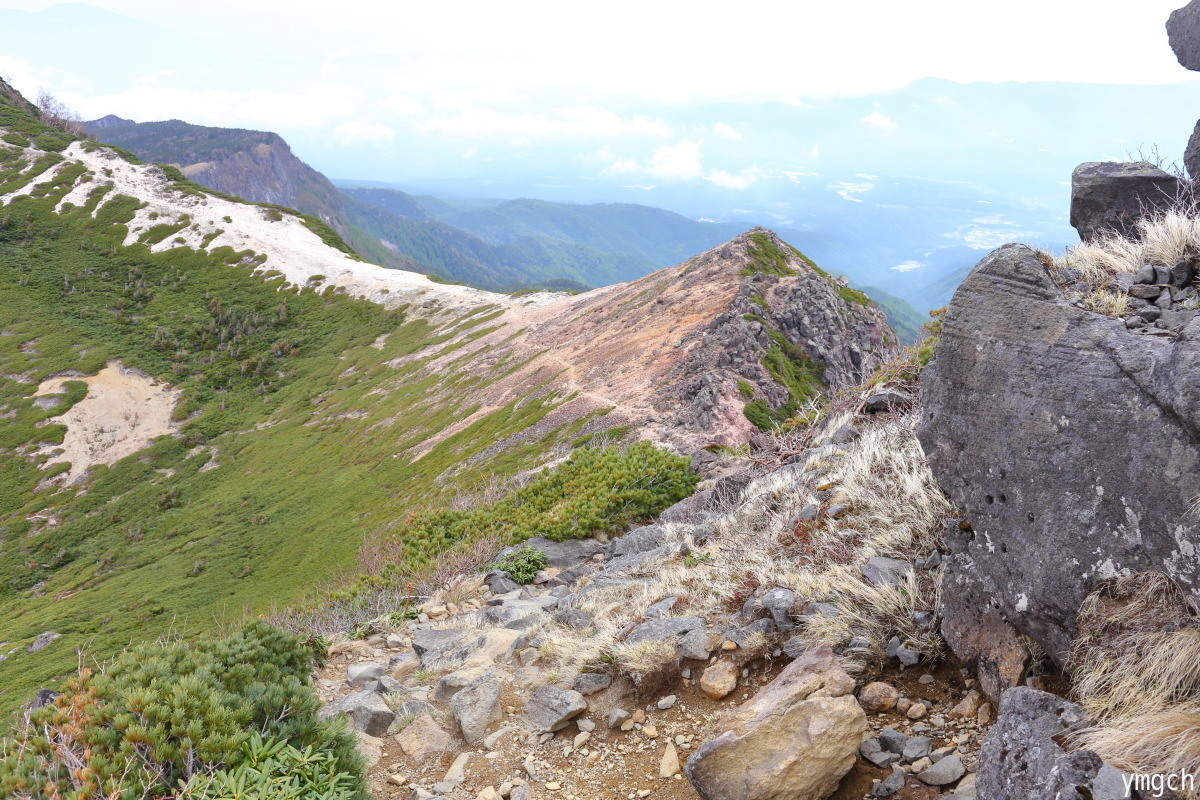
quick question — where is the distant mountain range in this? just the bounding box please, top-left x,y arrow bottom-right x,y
84,116 -> 928,339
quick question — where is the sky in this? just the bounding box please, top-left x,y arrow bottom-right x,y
4,0 -> 1200,302
0,0 -> 1196,151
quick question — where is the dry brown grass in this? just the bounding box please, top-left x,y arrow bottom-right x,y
535,410 -> 951,679
1069,574 -> 1200,792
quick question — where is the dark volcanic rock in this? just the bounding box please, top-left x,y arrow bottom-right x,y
1186,119 -> 1200,180
1168,1 -> 1200,71
918,244 -> 1200,666
1069,162 -> 1178,243
976,687 -> 1089,800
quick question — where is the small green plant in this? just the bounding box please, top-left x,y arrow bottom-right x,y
492,545 -> 548,584
180,734 -> 366,800
736,379 -> 754,399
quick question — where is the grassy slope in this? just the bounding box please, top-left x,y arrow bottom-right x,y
0,102 -> 596,712
861,286 -> 928,345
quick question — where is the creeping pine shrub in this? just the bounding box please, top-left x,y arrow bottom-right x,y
341,442 -> 697,595
492,545 -> 548,584
0,621 -> 367,800
180,734 -> 362,800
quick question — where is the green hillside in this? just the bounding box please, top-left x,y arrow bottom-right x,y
0,90 -> 655,713
861,285 -> 929,345
344,187 -> 747,272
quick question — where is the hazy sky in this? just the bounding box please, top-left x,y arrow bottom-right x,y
1,0 -> 1197,145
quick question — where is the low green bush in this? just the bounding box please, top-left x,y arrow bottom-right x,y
0,621 -> 366,800
492,545 -> 548,584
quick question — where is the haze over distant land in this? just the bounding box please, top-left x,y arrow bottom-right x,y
4,1 -> 1200,310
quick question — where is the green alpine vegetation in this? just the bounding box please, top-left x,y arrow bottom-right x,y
0,621 -> 366,800
0,83 -> 697,715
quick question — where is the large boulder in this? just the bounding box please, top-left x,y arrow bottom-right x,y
450,670 -> 502,744
976,687 -> 1133,800
684,644 -> 866,800
918,244 -> 1200,667
495,537 -> 603,569
526,686 -> 587,733
1168,1 -> 1200,71
411,627 -> 522,671
1069,162 -> 1178,243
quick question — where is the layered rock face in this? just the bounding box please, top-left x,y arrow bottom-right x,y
917,244 -> 1200,668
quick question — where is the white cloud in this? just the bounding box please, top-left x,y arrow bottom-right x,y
412,105 -> 671,141
59,82 -> 360,129
705,166 -> 759,189
334,119 -> 395,145
861,111 -> 896,129
829,181 -> 876,202
649,139 -> 704,179
783,170 -> 821,182
943,225 -> 1041,249
712,122 -> 743,140
601,140 -> 704,180
378,93 -> 426,116
856,172 -> 879,179
891,260 -> 925,272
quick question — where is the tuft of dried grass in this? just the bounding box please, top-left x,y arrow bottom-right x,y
1069,573 -> 1200,791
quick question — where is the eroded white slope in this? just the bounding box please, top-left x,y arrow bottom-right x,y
0,138 -> 552,318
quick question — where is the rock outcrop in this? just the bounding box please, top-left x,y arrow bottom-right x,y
684,644 -> 866,800
1069,162 -> 1178,242
1168,1 -> 1200,72
918,244 -> 1200,667
976,688 -> 1133,800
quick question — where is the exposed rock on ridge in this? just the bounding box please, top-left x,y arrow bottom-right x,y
918,243 -> 1200,668
418,229 -> 898,456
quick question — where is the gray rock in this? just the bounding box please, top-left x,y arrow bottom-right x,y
873,767 -> 907,797
644,596 -> 679,619
483,569 -> 520,594
573,672 -> 612,695
878,727 -> 910,755
625,615 -> 704,644
919,754 -> 965,786
31,689 -> 59,709
918,243 -> 1200,666
1069,162 -> 1178,242
885,636 -> 920,667
26,631 -> 59,653
495,537 -> 604,570
760,587 -> 797,632
726,617 -> 775,648
805,601 -> 839,619
601,543 -> 676,576
555,606 -> 594,630
434,667 -> 489,702
862,556 -> 912,588
318,689 -> 395,737
861,738 -> 901,768
526,685 -> 587,733
678,628 -> 711,660
411,627 -> 521,671
1188,118 -> 1200,182
606,708 -> 630,729
450,670 -> 501,744
1169,1 -> 1200,71
976,687 -> 1091,800
864,390 -> 911,414
902,736 -> 931,761
782,635 -> 809,659
605,525 -> 665,561
347,663 -> 385,689
831,423 -> 859,445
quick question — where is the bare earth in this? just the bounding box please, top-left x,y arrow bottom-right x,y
34,361 -> 180,483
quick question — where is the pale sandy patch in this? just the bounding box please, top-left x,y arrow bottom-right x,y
35,361 -> 181,483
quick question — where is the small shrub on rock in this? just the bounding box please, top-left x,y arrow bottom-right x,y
492,545 -> 548,584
